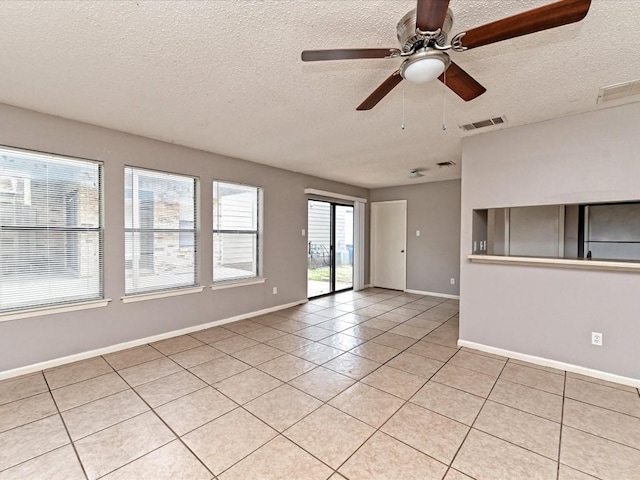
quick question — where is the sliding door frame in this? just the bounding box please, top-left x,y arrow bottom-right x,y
307,199 -> 354,299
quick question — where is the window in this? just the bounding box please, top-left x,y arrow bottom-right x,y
476,202 -> 640,261
125,167 -> 198,295
213,181 -> 261,282
0,147 -> 102,313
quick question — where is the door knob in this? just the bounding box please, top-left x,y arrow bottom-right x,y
401,250 -> 405,253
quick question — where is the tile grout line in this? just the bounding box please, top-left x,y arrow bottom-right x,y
57,385 -> 141,415
221,410 -> 332,477
496,372 -> 567,397
475,391 -> 561,425
114,367 -> 182,390
0,377 -> 52,409
152,339 -> 345,477
140,370 -> 280,479
557,371 -> 567,480
464,358 -> 599,462
16,290 -> 639,479
445,364 -> 566,426
327,333 -> 460,478
240,298 -> 432,378
452,360 -> 640,467
0,302 -> 444,446
564,374 -> 639,394
0,293 -> 449,476
0,444 -> 82,477
201,347 -> 364,477
327,350 -> 455,476
495,375 -> 565,396
554,376 -> 640,476
105,363 -> 220,479
50,370 -> 126,399
52,353 -> 214,473
41,373 -> 91,480
0,393 -> 61,436
51,337 -> 236,477
280,293 -> 439,479
44,367 -> 115,392
562,395 -> 640,421
443,357 -> 510,479
558,423 -> 640,454
101,355 -> 161,373
3,373 -> 340,480
209,291 -> 451,478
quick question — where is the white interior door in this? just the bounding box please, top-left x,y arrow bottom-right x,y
371,201 -> 406,290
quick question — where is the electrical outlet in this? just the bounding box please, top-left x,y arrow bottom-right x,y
416,230 -> 421,237
272,287 -> 278,295
450,278 -> 455,285
591,332 -> 603,346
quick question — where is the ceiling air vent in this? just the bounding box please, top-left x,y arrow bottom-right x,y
597,80 -> 640,104
459,116 -> 507,132
436,161 -> 456,167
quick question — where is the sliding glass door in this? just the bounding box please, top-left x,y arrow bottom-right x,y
334,205 -> 354,292
307,200 -> 353,298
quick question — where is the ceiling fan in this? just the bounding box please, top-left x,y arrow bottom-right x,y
301,0 -> 591,110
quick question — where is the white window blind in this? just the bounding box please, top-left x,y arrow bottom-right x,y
213,181 -> 261,282
0,147 -> 103,313
125,167 -> 198,295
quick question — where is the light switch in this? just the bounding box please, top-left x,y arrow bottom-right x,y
416,230 -> 421,237
302,229 -> 306,236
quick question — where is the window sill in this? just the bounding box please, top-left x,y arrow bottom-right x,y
211,277 -> 266,291
121,286 -> 205,304
0,299 -> 112,323
468,254 -> 640,273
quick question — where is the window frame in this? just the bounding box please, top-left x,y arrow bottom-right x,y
0,145 -> 104,314
124,166 -> 200,296
212,180 -> 263,284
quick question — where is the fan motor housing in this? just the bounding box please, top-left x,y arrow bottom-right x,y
397,8 -> 453,53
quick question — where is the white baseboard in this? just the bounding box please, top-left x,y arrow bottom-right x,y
0,299 -> 307,381
458,339 -> 640,389
404,289 -> 460,300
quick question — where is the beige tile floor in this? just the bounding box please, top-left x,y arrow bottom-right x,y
1,288 -> 639,479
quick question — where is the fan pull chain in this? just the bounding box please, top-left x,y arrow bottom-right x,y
442,70 -> 447,131
401,86 -> 406,130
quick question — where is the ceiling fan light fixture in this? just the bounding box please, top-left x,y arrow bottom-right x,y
400,50 -> 450,84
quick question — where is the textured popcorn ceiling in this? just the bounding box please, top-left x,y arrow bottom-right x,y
0,1 -> 638,188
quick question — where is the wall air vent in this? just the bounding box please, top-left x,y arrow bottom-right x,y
459,116 -> 507,132
436,161 -> 456,167
597,80 -> 640,104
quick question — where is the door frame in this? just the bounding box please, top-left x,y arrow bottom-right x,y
307,199 -> 354,298
331,203 -> 354,294
370,200 -> 407,291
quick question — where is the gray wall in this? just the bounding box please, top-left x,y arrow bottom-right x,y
460,102 -> 640,380
370,180 -> 461,296
0,103 -> 368,372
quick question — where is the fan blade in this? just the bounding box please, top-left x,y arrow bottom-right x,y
460,0 -> 591,50
357,71 -> 403,110
301,48 -> 399,62
416,0 -> 451,32
439,62 -> 486,101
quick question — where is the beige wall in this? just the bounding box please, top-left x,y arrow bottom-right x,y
0,103 -> 368,372
370,180 -> 461,296
460,102 -> 640,380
